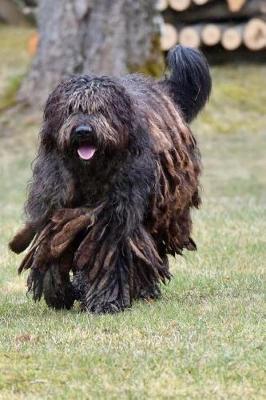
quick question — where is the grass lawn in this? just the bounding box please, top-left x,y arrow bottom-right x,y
0,26 -> 265,399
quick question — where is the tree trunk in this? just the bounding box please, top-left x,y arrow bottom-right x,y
19,0 -> 163,107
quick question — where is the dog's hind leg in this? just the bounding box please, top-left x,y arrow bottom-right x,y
135,255 -> 169,302
138,283 -> 161,301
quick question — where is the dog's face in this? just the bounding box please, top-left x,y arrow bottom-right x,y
42,76 -> 134,164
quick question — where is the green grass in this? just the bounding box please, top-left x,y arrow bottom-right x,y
0,25 -> 34,110
0,73 -> 25,111
193,65 -> 266,135
0,25 -> 266,399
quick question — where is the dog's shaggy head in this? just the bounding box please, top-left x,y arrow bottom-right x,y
41,75 -> 135,165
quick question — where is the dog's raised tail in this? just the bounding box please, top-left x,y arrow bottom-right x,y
163,45 -> 211,123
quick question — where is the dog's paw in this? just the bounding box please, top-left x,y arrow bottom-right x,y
87,300 -> 127,314
139,284 -> 161,301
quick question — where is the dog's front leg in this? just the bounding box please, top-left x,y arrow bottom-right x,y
23,150 -> 76,305
75,206 -> 138,314
42,260 -> 75,310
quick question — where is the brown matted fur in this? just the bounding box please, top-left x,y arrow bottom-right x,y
9,45 -> 211,313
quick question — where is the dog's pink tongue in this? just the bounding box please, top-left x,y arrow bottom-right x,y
77,145 -> 96,160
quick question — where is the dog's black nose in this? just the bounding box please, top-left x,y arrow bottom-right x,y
74,125 -> 93,136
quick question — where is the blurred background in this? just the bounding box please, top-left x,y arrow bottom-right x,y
0,1 -> 265,399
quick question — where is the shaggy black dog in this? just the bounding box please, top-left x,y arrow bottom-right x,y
10,45 -> 211,313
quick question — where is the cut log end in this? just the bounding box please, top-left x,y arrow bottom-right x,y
201,24 -> 221,46
243,18 -> 266,51
155,0 -> 168,12
226,0 -> 247,13
179,26 -> 201,48
169,0 -> 191,12
222,26 -> 243,50
160,23 -> 178,50
193,0 -> 210,5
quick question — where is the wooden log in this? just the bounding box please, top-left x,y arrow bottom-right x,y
179,25 -> 201,48
169,0 -> 191,12
243,18 -> 266,50
164,0 -> 266,23
160,23 -> 178,50
155,0 -> 168,11
226,0 -> 246,12
221,25 -> 243,50
201,23 -> 222,46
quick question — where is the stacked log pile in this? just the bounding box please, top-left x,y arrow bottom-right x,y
157,0 -> 266,52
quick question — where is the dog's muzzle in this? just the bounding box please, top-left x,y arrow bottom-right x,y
73,124 -> 97,161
